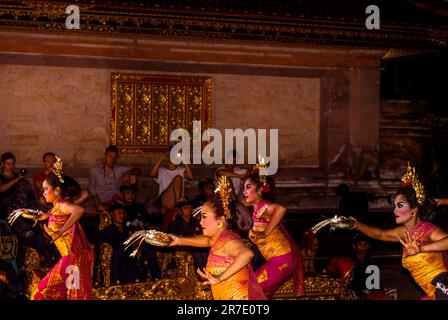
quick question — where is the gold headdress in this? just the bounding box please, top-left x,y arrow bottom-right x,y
216,176 -> 232,220
401,161 -> 425,206
252,156 -> 270,192
51,155 -> 65,184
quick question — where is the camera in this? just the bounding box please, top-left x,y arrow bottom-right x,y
19,169 -> 27,177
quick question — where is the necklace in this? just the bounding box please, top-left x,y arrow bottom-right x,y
50,199 -> 66,214
254,199 -> 270,219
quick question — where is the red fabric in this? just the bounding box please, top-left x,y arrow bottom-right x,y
163,208 -> 179,230
366,290 -> 387,300
103,194 -> 123,207
33,172 -> 47,199
279,223 -> 305,296
327,257 -> 355,278
400,181 -> 412,187
33,222 -> 94,300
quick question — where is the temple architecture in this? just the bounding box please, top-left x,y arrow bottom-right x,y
1,0 -> 447,214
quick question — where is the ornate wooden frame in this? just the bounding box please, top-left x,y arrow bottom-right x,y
110,72 -> 212,154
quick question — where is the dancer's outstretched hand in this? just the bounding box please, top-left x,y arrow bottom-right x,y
348,216 -> 358,230
197,268 -> 221,285
397,232 -> 421,257
168,234 -> 180,246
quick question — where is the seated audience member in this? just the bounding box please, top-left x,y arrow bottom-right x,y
0,152 -> 37,219
0,152 -> 52,258
100,202 -> 161,284
33,152 -> 89,209
190,178 -> 215,209
33,152 -> 56,210
327,233 -> 398,300
150,147 -> 193,229
120,184 -> 159,230
168,199 -> 200,236
89,145 -> 140,213
168,199 -> 209,269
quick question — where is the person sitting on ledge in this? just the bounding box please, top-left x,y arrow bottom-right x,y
88,145 -> 140,214
149,146 -> 193,230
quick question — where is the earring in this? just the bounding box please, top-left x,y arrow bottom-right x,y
218,222 -> 222,228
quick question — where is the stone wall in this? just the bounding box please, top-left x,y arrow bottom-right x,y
0,64 -> 320,169
0,33 -> 385,211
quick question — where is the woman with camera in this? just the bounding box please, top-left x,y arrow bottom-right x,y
0,152 -> 37,220
0,152 -> 53,262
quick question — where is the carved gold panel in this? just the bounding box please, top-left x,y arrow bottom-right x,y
111,73 -> 211,153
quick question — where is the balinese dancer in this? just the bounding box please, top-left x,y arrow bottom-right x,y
243,164 -> 305,298
350,162 -> 448,299
169,177 -> 266,300
10,156 -> 94,299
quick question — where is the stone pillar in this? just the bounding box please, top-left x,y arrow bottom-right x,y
349,67 -> 380,147
347,66 -> 381,181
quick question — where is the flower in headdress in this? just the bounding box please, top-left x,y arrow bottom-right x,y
400,181 -> 413,187
262,184 -> 271,193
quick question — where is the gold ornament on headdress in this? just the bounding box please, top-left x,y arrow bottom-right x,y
401,161 -> 425,206
51,156 -> 65,184
216,176 -> 232,220
252,156 -> 267,186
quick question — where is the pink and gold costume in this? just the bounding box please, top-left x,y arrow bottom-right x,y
33,206 -> 94,300
402,221 -> 448,300
206,231 -> 266,300
249,200 -> 305,298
